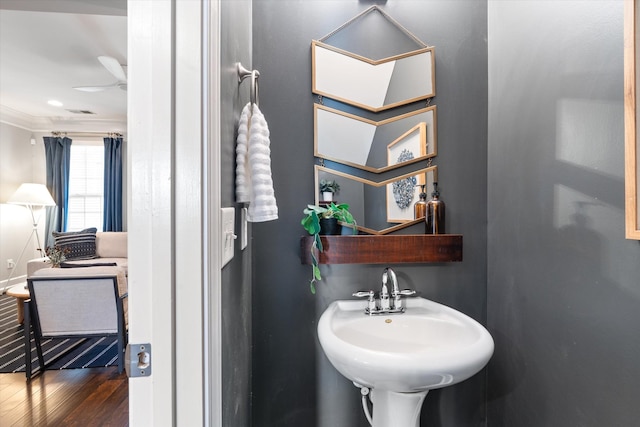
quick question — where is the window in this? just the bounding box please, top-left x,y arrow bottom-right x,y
67,144 -> 104,231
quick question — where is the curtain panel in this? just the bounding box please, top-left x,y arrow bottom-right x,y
43,136 -> 72,248
103,137 -> 123,231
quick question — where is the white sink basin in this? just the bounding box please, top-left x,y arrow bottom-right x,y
318,297 -> 494,393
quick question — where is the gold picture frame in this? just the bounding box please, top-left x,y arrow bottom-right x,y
624,0 -> 640,239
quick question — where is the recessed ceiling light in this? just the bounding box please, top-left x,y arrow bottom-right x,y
47,100 -> 63,107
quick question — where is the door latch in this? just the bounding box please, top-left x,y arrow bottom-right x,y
125,343 -> 152,377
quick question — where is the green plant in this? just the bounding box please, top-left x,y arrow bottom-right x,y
324,202 -> 356,225
319,179 -> 340,194
301,203 -> 357,294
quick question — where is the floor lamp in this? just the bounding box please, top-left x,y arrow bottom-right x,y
5,183 -> 56,287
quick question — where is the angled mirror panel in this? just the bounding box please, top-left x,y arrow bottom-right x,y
312,41 -> 435,112
318,5 -> 427,61
314,104 -> 437,173
315,165 -> 437,235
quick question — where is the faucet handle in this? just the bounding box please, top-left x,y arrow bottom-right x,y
353,290 -> 375,300
392,289 -> 416,312
353,290 -> 377,313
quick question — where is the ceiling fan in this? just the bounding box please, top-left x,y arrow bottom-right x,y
74,56 -> 127,92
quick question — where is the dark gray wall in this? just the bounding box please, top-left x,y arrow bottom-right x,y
252,1 -> 488,426
221,1 -> 252,426
487,1 -> 640,426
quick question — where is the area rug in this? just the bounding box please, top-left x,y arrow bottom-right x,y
0,294 -> 118,374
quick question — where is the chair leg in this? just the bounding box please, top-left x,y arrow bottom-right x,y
23,300 -> 31,379
117,333 -> 124,373
117,315 -> 127,373
117,302 -> 127,374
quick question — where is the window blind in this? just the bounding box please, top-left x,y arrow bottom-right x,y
67,145 -> 104,231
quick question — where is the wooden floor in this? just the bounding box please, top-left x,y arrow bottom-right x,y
0,367 -> 128,426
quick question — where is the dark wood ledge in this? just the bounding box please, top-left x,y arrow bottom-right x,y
300,234 -> 463,264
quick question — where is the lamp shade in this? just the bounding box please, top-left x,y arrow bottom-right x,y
7,183 -> 56,207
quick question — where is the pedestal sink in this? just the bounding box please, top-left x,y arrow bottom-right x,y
317,297 -> 494,427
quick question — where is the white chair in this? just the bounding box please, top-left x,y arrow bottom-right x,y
24,271 -> 127,379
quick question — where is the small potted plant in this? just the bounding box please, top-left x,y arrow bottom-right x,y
301,203 -> 357,293
319,179 -> 340,202
45,245 -> 70,268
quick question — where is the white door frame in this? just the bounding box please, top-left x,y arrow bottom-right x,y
201,0 -> 223,425
128,1 -> 221,425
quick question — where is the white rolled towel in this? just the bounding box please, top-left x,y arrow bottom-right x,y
235,103 -> 252,203
247,103 -> 278,222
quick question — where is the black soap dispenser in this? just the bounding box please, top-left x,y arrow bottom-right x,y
426,182 -> 445,234
414,185 -> 427,219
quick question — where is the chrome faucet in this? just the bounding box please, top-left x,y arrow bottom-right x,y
352,268 -> 416,315
379,269 -> 391,311
383,267 -> 398,309
384,267 -> 418,311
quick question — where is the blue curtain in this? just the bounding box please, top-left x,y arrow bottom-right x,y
43,136 -> 72,248
103,136 -> 123,231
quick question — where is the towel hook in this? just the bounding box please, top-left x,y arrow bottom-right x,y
237,63 -> 260,106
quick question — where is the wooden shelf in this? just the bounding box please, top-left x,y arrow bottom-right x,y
300,234 -> 463,265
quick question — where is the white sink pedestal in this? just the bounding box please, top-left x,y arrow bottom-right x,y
369,389 -> 428,427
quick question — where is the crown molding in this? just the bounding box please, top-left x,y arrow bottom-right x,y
0,105 -> 126,133
0,105 -> 42,130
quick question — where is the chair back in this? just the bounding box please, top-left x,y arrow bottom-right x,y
27,275 -> 121,337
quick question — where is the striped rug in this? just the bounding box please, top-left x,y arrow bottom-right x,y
0,294 -> 118,374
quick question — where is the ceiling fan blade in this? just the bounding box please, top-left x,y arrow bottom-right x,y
73,82 -> 120,92
98,55 -> 127,82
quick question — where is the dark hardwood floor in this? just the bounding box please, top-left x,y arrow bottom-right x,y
0,367 -> 128,426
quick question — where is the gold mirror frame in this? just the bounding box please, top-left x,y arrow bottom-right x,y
624,0 -> 640,239
314,104 -> 437,173
315,165 -> 437,235
311,41 -> 435,112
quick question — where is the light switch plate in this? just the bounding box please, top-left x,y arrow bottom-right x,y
221,207 -> 235,267
241,207 -> 248,250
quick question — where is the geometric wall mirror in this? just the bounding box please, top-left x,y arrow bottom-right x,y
311,6 -> 435,112
314,104 -> 437,173
315,165 -> 437,235
312,42 -> 435,112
